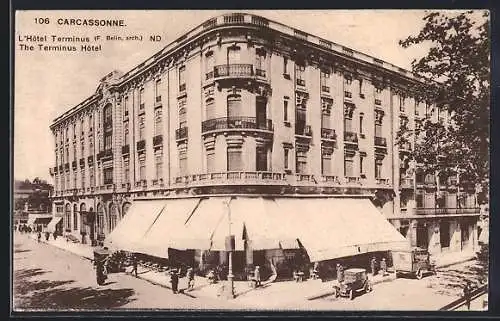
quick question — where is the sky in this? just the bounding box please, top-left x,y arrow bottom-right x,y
13,9 -> 478,182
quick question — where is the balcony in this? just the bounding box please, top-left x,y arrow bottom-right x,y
153,135 -> 163,147
400,177 -> 414,188
255,69 -> 266,77
374,137 -> 387,147
321,175 -> 341,185
321,128 -> 336,141
136,140 -> 146,151
175,127 -> 188,141
344,131 -> 358,144
344,91 -> 352,99
151,178 -> 164,187
179,83 -> 186,93
121,182 -> 131,190
415,208 -> 480,216
376,178 -> 390,186
205,70 -> 214,80
202,117 -> 273,134
399,141 -> 412,153
87,156 -> 94,165
79,158 -> 85,167
64,163 -> 70,171
122,144 -> 130,155
72,161 -> 77,169
296,79 -> 306,87
175,171 -> 287,187
156,95 -> 162,103
345,176 -> 361,185
99,149 -> 113,161
295,174 -> 315,182
375,99 -> 382,106
214,64 -> 253,79
59,165 -> 63,172
295,125 -> 312,137
321,86 -> 330,93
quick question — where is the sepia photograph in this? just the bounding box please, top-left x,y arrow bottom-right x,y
12,9 -> 490,312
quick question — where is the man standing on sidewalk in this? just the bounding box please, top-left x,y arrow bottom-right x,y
463,281 -> 472,310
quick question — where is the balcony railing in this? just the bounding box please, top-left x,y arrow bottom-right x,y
99,149 -> 113,160
255,69 -> 266,77
214,64 -> 253,78
79,158 -> 85,167
175,127 -> 188,140
375,136 -> 387,147
296,79 -> 306,86
344,91 -> 352,99
175,171 -> 287,186
321,86 -> 330,93
202,117 -> 273,133
295,174 -> 315,182
415,208 -> 480,216
206,70 -> 214,80
87,156 -> 94,164
375,99 -> 382,105
295,125 -> 312,137
72,161 -> 77,169
345,176 -> 360,184
224,13 -> 245,24
344,131 -> 358,143
136,140 -> 146,151
321,128 -> 336,140
179,83 -> 186,92
59,165 -> 63,172
321,175 -> 341,184
64,163 -> 70,171
153,135 -> 163,147
376,178 -> 390,185
122,144 -> 130,155
400,177 -> 414,188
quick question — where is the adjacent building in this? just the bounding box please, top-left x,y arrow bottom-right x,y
48,13 -> 481,275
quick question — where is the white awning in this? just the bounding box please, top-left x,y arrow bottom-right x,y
46,216 -> 62,232
276,198 -> 410,262
104,200 -> 166,252
135,198 -> 201,258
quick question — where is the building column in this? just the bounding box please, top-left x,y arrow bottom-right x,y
409,219 -> 418,247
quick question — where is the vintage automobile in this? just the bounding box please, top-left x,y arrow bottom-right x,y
332,268 -> 372,300
392,247 -> 436,279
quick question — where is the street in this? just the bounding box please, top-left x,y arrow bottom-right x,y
13,233 -> 487,311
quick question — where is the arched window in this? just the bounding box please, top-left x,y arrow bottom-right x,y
108,203 -> 118,232
64,203 -> 71,231
97,203 -> 105,236
80,203 -> 87,233
179,107 -> 187,128
205,98 -> 215,120
122,202 -> 131,219
227,95 -> 241,118
73,204 -> 78,231
154,109 -> 162,136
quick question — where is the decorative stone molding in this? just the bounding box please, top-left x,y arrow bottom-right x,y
225,135 -> 244,148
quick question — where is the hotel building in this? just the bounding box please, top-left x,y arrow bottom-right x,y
48,12 -> 480,275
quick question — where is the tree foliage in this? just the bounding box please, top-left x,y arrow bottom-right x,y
398,10 -> 489,193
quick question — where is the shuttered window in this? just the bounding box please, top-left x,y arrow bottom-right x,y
227,95 -> 242,117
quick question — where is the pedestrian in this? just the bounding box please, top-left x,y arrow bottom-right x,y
37,231 -> 41,243
337,263 -> 345,283
187,266 -> 195,291
132,254 -> 138,277
170,269 -> 179,294
45,231 -> 50,241
370,257 -> 377,276
463,281 -> 472,310
380,258 -> 388,276
312,262 -> 320,280
53,231 -> 57,240
254,266 -> 261,288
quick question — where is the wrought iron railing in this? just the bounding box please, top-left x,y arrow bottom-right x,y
321,128 -> 336,140
295,125 -> 312,137
136,140 -> 146,151
175,171 -> 287,185
175,127 -> 188,140
415,208 -> 480,215
122,144 -> 130,155
375,136 -> 387,147
344,131 -> 358,143
153,135 -> 163,147
202,117 -> 273,133
214,64 -> 253,78
321,86 -> 330,93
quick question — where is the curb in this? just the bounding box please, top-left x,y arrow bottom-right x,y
132,273 -> 197,298
28,234 -> 94,261
435,257 -> 476,269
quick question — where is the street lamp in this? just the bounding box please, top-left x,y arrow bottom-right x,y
224,198 -> 235,299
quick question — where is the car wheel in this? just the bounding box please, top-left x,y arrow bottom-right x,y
365,281 -> 372,293
332,287 -> 338,298
349,289 -> 354,300
416,269 -> 423,280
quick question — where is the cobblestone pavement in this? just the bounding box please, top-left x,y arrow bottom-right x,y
12,233 -> 487,311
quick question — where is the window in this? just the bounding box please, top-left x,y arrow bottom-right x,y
66,128 -> 69,141
155,79 -> 161,101
283,98 -> 289,122
154,109 -> 162,136
256,147 -> 267,171
104,104 -> 112,128
103,167 -> 113,184
359,114 -> 364,134
73,172 -> 77,188
228,47 -> 241,64
320,69 -> 329,91
155,151 -> 163,179
344,117 -> 352,132
360,155 -> 364,174
359,78 -> 364,97
344,156 -> 354,177
89,167 -> 94,187
321,155 -> 332,175
227,147 -> 243,171
227,95 -> 242,118
138,116 -> 145,140
344,74 -> 352,86
139,88 -> 145,109
283,57 -> 288,75
81,169 -> 85,188
284,148 -> 289,170
415,101 -> 420,116
179,97 -> 187,128
440,221 -> 451,248
295,63 -> 305,85
399,95 -> 406,112
123,122 -> 129,145
206,150 -> 215,172
179,66 -> 186,91
255,48 -> 266,74
205,98 -> 215,120
375,159 -> 383,179
89,115 -> 93,132
123,158 -> 130,183
104,135 -> 112,150
81,139 -> 84,156
375,122 -> 382,137
73,123 -> 77,139
139,156 -> 146,181
73,144 -> 77,160
81,119 -> 84,136
89,138 -> 93,154
296,151 -> 307,174
123,96 -> 129,118
205,51 -> 214,75
179,151 -> 188,175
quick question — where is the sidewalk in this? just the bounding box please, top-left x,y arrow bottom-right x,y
26,232 -> 94,260
433,250 -> 476,269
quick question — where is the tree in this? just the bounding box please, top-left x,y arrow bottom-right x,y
398,10 -> 489,197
